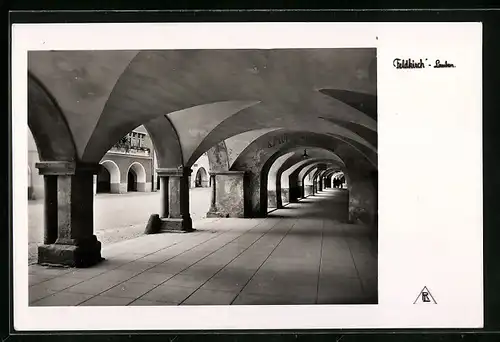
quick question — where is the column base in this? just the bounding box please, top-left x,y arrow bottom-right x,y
37,237 -> 102,268
160,216 -> 193,233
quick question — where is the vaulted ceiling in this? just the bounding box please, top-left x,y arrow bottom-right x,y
28,48 -> 377,178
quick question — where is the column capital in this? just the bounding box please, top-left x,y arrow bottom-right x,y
157,167 -> 192,177
209,170 -> 246,176
36,161 -> 101,176
36,161 -> 75,175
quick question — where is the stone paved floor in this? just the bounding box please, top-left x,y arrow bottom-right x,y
29,189 -> 378,306
28,187 -> 211,264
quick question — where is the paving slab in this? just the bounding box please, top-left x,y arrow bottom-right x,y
128,299 -> 166,306
79,295 -> 136,306
64,278 -> 123,295
139,284 -> 196,304
200,271 -> 254,292
91,269 -> 140,283
232,292 -> 315,305
100,280 -> 158,299
29,265 -> 72,277
162,274 -> 211,288
127,271 -> 176,285
242,275 -> 317,298
29,284 -> 59,304
29,273 -> 56,286
181,289 -> 238,305
116,261 -> 159,273
31,275 -> 88,292
32,292 -> 94,306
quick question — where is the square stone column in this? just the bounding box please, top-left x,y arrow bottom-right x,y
304,184 -> 313,197
268,189 -> 278,208
289,183 -> 300,202
207,171 -> 246,218
318,178 -> 323,191
280,188 -> 289,206
36,161 -> 102,268
157,167 -> 193,232
43,174 -> 58,244
296,180 -> 305,200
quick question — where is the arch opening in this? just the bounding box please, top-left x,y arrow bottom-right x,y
195,167 -> 209,188
127,169 -> 137,192
127,162 -> 146,192
98,160 -> 121,194
256,141 -> 346,217
97,167 -> 111,193
331,171 -> 346,189
266,152 -> 295,213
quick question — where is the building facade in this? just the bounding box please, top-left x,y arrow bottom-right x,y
152,152 -> 210,191
29,125 -> 211,200
28,126 -> 155,199
96,126 -> 154,194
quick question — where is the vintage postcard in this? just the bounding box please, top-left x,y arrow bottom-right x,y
11,22 -> 482,330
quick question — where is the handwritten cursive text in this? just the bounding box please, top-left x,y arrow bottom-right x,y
393,58 -> 426,69
434,59 -> 455,68
393,58 -> 456,69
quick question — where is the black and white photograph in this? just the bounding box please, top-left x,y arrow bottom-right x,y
11,22 -> 482,331
26,47 -> 378,306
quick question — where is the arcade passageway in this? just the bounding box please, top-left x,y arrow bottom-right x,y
27,48 -> 378,305
29,189 -> 377,306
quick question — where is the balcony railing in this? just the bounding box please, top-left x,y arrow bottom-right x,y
109,143 -> 151,156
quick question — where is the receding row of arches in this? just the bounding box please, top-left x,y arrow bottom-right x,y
155,167 -> 209,191
96,160 -> 147,194
27,48 -> 377,268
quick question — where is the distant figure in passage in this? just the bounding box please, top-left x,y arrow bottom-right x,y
339,176 -> 345,188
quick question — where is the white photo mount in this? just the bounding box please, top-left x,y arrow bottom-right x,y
11,22 -> 483,331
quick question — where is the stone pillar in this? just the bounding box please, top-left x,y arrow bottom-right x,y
36,161 -> 102,268
157,167 -> 193,232
207,171 -> 246,218
209,174 -> 216,212
297,180 -> 305,199
281,188 -> 289,205
159,175 -> 169,218
318,178 -> 323,192
268,190 -> 278,208
348,173 -> 377,227
43,175 -> 58,244
275,177 -> 283,209
289,176 -> 300,203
